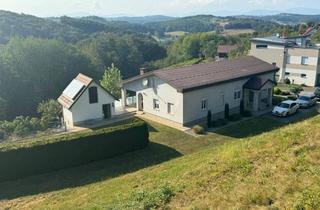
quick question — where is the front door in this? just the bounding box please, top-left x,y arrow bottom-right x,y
102,104 -> 112,119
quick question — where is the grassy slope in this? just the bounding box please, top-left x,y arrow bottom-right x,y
0,115 -> 320,209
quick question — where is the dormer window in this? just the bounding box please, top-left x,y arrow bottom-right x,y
89,87 -> 98,104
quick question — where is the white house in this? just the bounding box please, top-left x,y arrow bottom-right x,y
121,56 -> 278,126
58,73 -> 116,128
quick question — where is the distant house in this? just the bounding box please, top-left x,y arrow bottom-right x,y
121,56 -> 278,126
58,73 -> 116,128
250,32 -> 320,86
217,45 -> 239,60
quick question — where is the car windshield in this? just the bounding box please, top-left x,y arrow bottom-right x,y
299,96 -> 310,101
278,103 -> 290,108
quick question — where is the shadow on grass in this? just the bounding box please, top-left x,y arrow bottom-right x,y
214,110 -> 319,139
0,142 -> 181,200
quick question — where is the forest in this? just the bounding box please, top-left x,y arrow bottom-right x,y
1,10 -> 320,122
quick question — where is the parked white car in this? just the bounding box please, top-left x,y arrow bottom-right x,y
272,100 -> 299,117
295,93 -> 317,108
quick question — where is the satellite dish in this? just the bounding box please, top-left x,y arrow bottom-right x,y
142,78 -> 149,86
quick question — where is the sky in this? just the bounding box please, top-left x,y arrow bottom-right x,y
0,0 -> 320,17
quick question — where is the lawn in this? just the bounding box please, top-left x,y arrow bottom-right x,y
0,113 -> 319,209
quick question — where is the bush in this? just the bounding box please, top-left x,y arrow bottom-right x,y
280,90 -> 291,96
287,95 -> 298,100
192,125 -> 205,134
273,87 -> 281,95
224,103 -> 230,119
273,95 -> 285,105
290,86 -> 304,95
284,78 -> 291,85
0,118 -> 149,182
229,114 -> 242,122
207,110 -> 212,128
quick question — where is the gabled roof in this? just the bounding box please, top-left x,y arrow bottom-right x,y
217,45 -> 238,54
58,73 -> 116,109
243,76 -> 275,90
123,56 -> 279,93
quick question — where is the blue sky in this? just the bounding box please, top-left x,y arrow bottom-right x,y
0,0 -> 320,17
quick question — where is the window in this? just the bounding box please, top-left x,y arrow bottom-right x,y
301,74 -> 307,78
88,87 -> 98,104
234,90 -> 241,100
285,72 -> 290,76
272,62 -> 277,66
201,99 -> 208,110
167,103 -> 174,114
301,56 -> 309,65
153,99 -> 160,110
256,44 -> 268,49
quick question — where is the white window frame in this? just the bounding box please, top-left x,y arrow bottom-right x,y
301,56 -> 309,65
153,99 -> 160,111
234,90 -> 241,100
201,98 -> 208,110
167,103 -> 174,115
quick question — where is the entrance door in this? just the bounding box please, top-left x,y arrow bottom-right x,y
102,104 -> 112,119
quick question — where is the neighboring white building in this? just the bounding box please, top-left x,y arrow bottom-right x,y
121,56 -> 278,126
58,73 -> 116,128
250,32 -> 320,87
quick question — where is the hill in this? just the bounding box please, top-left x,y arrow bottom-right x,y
105,15 -> 176,24
242,13 -> 320,25
0,112 -> 319,209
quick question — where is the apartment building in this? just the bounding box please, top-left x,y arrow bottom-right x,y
250,34 -> 320,87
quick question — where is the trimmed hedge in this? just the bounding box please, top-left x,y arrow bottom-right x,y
0,118 -> 149,182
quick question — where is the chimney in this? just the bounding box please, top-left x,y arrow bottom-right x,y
140,68 -> 146,75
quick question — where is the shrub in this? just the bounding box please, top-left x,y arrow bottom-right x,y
224,103 -> 230,119
290,86 -> 304,95
207,110 -> 212,128
37,99 -> 62,129
229,114 -> 242,122
273,96 -> 285,105
192,125 -> 205,134
273,87 -> 281,95
280,90 -> 291,96
284,78 -> 291,85
0,118 -> 149,182
287,95 -> 298,100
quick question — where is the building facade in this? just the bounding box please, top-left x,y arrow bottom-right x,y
122,56 -> 278,126
58,74 -> 116,128
250,35 -> 320,86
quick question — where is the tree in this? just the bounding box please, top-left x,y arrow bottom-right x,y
37,99 -> 62,129
0,97 -> 7,120
100,64 -> 123,99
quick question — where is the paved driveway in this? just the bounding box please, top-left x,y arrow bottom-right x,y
267,102 -> 319,123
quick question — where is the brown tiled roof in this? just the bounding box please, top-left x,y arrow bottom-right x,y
123,56 -> 279,93
217,45 -> 238,54
243,76 -> 275,90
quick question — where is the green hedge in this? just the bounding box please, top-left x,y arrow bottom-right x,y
0,118 -> 149,182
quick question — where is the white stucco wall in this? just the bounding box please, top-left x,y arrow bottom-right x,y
69,82 -> 116,124
63,107 -> 73,127
183,72 -> 275,124
285,68 -> 317,86
124,72 -> 275,125
123,76 -> 184,124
